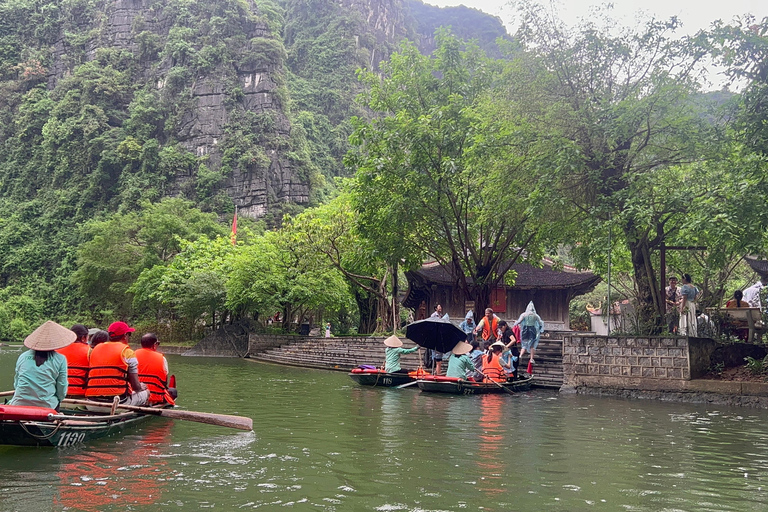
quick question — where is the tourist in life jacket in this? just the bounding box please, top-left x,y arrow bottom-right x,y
10,321 -> 74,410
56,324 -> 90,397
482,341 -> 507,382
473,308 -> 500,346
86,321 -> 149,406
135,333 -> 177,405
383,335 -> 419,373
444,341 -> 478,380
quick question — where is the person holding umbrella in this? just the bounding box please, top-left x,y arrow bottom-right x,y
383,335 -> 419,374
443,342 -> 477,380
405,315 -> 467,377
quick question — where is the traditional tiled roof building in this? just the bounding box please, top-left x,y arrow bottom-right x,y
403,259 -> 601,330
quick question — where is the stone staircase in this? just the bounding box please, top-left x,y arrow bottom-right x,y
248,337 -> 426,372
248,333 -> 566,389
528,332 -> 565,389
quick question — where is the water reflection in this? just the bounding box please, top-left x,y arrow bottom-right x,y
54,421 -> 174,511
4,354 -> 768,510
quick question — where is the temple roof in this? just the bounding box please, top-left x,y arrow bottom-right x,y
403,259 -> 601,309
409,259 -> 600,289
745,255 -> 768,278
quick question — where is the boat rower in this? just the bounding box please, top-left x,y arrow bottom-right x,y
383,335 -> 419,373
135,333 -> 177,405
444,342 -> 477,380
85,321 -> 149,406
10,321 -> 74,410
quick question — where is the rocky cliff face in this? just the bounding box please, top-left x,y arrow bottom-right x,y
46,0 -> 308,219
35,0 -> 506,220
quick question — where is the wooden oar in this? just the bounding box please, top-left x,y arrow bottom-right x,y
62,398 -> 253,431
0,390 -> 15,398
396,381 -> 419,389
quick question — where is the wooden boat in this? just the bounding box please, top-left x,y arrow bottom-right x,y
348,367 -> 429,387
416,374 -> 534,395
0,404 -> 165,447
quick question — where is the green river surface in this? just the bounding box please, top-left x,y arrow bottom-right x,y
2,345 -> 768,511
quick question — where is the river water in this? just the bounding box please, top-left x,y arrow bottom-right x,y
2,345 -> 768,511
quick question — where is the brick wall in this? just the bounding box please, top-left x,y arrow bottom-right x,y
563,335 -> 692,385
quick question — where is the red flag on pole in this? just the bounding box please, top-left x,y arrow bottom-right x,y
231,208 -> 238,246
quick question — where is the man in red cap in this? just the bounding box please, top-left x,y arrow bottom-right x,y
86,321 -> 149,405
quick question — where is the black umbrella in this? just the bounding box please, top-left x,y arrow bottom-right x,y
405,318 -> 467,354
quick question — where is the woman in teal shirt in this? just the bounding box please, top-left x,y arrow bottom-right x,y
384,335 -> 419,373
9,321 -> 75,410
444,342 -> 477,379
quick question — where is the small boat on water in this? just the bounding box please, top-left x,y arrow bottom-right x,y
416,374 -> 534,395
348,367 -> 429,387
0,403 -> 168,447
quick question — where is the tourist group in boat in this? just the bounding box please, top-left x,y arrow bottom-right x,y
7,320 -> 177,412
386,302 -> 544,383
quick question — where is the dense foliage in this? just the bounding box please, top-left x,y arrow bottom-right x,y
0,0 -> 766,340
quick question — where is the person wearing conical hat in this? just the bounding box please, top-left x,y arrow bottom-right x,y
444,341 -> 478,380
383,335 -> 419,374
9,321 -> 75,410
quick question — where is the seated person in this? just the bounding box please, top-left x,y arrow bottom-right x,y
56,324 -> 90,397
135,333 -> 177,405
468,340 -> 485,381
726,290 -> 750,308
10,321 -> 75,411
482,341 -> 507,382
444,342 -> 477,380
86,321 -> 149,406
383,335 -> 419,373
724,290 -> 752,340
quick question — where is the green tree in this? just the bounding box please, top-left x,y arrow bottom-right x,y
226,230 -> 352,331
347,32 -> 548,315
72,198 -> 225,320
283,192 -> 406,333
514,5 -> 716,331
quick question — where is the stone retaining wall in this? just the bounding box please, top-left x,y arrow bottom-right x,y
563,335 -> 718,389
248,334 -> 389,354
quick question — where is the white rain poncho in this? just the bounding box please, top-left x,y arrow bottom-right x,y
514,301 -> 544,350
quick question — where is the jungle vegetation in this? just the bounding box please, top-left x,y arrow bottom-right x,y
0,0 -> 766,341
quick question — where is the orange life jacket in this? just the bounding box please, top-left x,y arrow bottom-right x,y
86,342 -> 130,398
482,352 -> 506,382
481,316 -> 499,341
135,348 -> 175,405
57,342 -> 90,396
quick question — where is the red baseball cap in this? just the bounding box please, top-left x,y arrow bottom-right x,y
108,321 -> 135,337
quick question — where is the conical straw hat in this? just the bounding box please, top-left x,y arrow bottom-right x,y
451,342 -> 472,355
24,321 -> 77,351
383,335 -> 403,348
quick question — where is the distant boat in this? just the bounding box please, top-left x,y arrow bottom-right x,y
416,374 -> 533,395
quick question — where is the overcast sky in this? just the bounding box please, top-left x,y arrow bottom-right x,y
425,0 -> 767,34
424,0 -> 768,88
